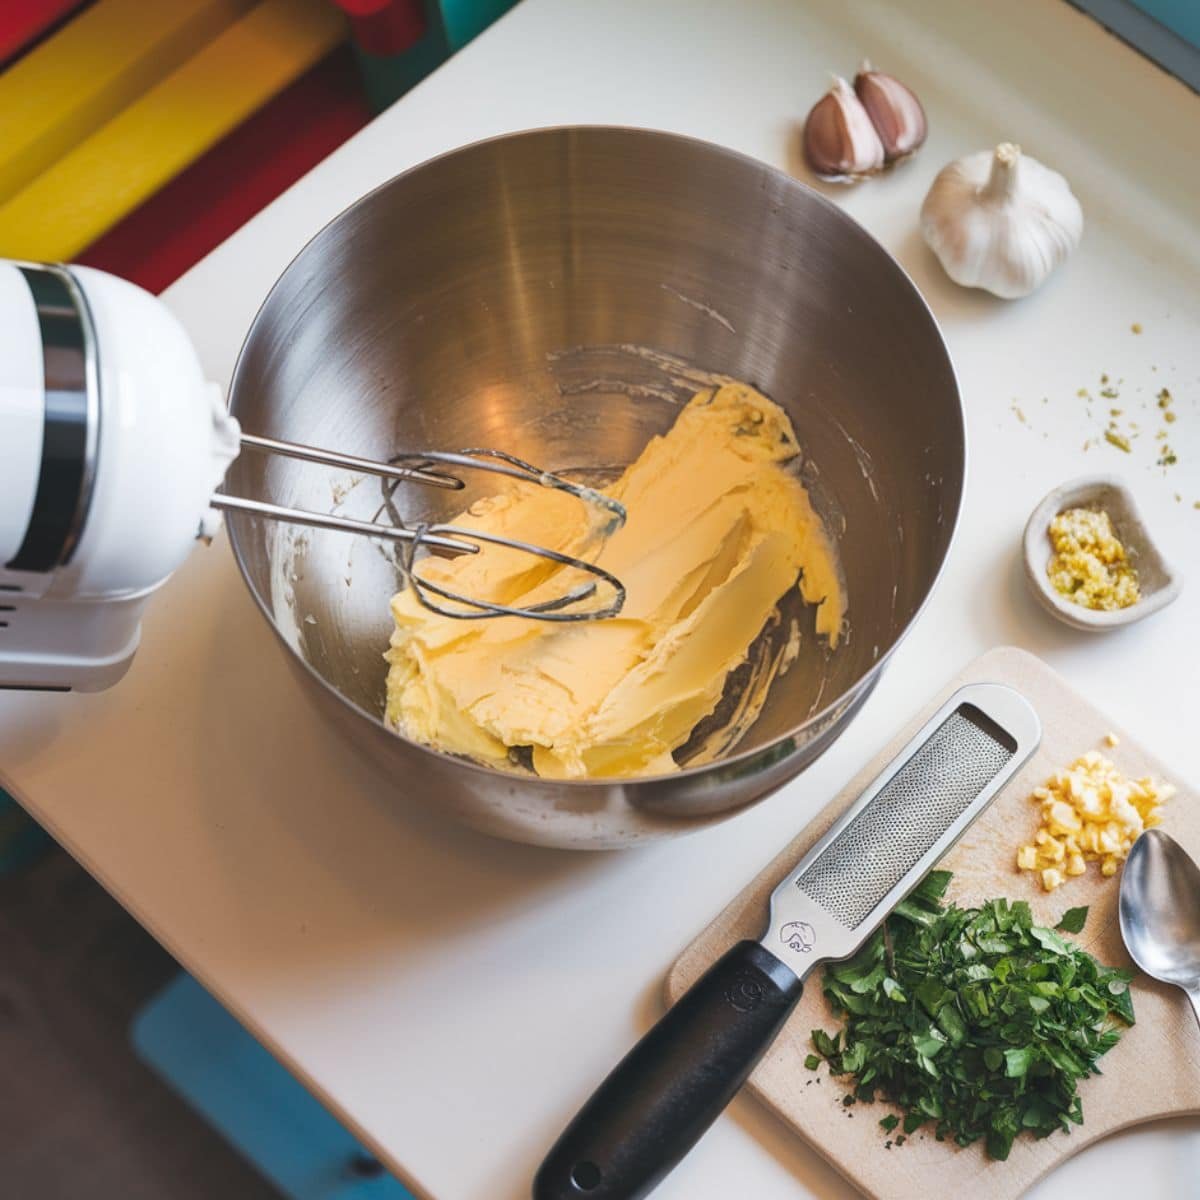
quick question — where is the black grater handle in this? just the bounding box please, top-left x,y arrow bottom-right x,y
533,939 -> 803,1200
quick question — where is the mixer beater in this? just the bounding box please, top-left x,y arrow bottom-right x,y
216,436 -> 627,621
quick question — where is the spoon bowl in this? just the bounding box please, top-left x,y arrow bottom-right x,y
1119,828 -> 1200,1028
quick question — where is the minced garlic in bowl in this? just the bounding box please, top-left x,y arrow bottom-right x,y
1046,507 -> 1139,611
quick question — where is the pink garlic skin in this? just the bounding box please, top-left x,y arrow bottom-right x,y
853,65 -> 927,162
803,75 -> 885,182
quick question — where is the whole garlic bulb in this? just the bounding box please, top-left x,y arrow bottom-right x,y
919,143 -> 1083,299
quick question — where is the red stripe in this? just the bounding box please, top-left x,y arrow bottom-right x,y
329,0 -> 427,56
0,0 -> 90,66
77,45 -> 373,295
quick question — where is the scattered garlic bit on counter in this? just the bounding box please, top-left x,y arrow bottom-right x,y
1017,751 -> 1173,891
1105,731 -> 1120,748
1047,507 -> 1139,611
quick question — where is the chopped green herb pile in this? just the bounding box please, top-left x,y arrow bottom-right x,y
808,871 -> 1134,1162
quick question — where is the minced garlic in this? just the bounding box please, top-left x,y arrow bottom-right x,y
1017,750 -> 1173,891
1046,507 -> 1139,611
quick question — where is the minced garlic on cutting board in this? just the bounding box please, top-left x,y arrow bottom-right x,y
1047,507 -> 1139,611
1017,749 -> 1173,891
384,382 -> 845,779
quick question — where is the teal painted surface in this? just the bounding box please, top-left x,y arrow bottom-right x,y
133,974 -> 414,1200
1070,0 -> 1200,90
1129,0 -> 1200,46
441,0 -> 517,50
354,0 -> 519,111
356,29 -> 448,112
0,788 -> 51,875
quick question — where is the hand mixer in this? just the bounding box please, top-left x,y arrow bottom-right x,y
0,260 -> 626,693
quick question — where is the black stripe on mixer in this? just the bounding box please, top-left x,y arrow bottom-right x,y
5,268 -> 92,574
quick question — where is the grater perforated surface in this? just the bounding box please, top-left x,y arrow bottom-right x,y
796,709 -> 1014,929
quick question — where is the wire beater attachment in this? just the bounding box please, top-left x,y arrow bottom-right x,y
217,435 -> 628,621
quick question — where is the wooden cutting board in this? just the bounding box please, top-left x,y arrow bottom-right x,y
667,646 -> 1200,1199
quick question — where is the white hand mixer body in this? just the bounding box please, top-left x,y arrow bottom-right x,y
0,261 -> 624,694
0,261 -> 239,692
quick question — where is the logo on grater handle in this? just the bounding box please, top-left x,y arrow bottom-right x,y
780,921 -> 816,954
724,971 -> 766,1012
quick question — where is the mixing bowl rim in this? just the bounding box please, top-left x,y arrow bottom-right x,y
223,123 -> 966,789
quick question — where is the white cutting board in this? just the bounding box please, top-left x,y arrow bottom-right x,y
667,646 -> 1200,1200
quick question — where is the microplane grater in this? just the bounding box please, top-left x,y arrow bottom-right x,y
763,682 -> 1041,971
535,682 -> 1041,1200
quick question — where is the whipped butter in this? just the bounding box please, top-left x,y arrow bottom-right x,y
384,383 -> 845,779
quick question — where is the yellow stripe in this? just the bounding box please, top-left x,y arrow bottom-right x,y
0,0 -> 255,204
0,0 -> 346,261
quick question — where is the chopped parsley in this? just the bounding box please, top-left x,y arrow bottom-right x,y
807,872 -> 1133,1162
1055,906 -> 1089,934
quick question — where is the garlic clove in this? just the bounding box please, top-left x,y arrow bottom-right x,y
803,75 -> 885,182
853,61 -> 927,162
920,142 -> 1083,299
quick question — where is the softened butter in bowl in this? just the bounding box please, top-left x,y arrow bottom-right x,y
1023,475 -> 1183,631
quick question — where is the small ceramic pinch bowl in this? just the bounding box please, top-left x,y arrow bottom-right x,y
1023,474 -> 1183,631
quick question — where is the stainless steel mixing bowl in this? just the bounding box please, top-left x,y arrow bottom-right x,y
225,127 -> 963,848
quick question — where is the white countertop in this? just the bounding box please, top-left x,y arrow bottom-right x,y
3,1 -> 1199,1197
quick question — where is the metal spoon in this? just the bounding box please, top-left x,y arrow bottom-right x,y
1119,828 -> 1200,1030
